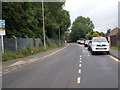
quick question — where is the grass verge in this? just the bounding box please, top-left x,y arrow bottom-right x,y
111,46 -> 120,50
2,42 -> 64,61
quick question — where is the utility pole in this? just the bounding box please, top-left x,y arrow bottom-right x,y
42,0 -> 46,51
59,28 -> 61,45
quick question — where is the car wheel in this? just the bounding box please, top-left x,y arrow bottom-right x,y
106,51 -> 110,54
91,51 -> 95,55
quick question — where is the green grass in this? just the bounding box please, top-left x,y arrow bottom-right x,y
2,42 -> 64,61
111,46 -> 120,50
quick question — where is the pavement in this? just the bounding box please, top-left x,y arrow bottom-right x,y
110,48 -> 120,59
2,43 -> 119,88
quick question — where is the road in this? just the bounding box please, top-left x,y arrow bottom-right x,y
2,43 -> 118,88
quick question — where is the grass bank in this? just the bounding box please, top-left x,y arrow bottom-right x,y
111,46 -> 120,50
2,42 -> 64,61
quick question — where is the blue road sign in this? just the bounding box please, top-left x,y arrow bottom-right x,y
0,20 -> 5,25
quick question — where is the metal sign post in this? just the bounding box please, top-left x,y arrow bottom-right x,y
1,35 -> 4,53
0,20 -> 5,53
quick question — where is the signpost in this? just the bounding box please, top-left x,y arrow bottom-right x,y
0,20 -> 5,53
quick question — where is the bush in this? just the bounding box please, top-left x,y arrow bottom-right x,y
2,41 -> 64,61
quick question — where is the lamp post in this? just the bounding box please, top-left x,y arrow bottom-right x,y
42,0 -> 46,51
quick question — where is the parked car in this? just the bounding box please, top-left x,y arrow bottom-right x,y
79,40 -> 85,45
77,40 -> 81,44
88,37 -> 110,55
84,40 -> 91,47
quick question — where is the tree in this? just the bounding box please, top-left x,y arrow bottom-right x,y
92,32 -> 99,37
85,32 -> 92,40
69,16 -> 94,42
106,29 -> 111,36
2,2 -> 71,42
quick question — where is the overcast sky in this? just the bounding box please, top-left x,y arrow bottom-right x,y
64,0 -> 119,33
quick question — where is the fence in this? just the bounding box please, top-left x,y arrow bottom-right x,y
0,37 -> 42,52
110,33 -> 120,46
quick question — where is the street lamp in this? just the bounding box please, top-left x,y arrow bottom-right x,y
42,0 -> 46,51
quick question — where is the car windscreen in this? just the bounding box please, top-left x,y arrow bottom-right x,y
92,37 -> 107,42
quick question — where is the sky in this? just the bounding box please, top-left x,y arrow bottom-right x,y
64,0 -> 120,33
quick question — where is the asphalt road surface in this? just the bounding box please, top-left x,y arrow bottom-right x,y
3,43 -> 118,88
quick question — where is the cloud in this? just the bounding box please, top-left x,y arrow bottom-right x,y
64,0 -> 119,33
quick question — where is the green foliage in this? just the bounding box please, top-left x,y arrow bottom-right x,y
85,32 -> 92,40
2,2 -> 71,42
106,29 -> 111,36
2,41 -> 64,61
92,32 -> 99,37
70,16 -> 94,42
111,46 -> 120,50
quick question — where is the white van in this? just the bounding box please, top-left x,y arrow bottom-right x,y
88,37 -> 110,55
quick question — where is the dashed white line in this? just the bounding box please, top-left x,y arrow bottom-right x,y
80,60 -> 82,63
77,77 -> 81,83
80,55 -> 82,58
80,58 -> 82,60
78,69 -> 81,73
79,64 -> 82,67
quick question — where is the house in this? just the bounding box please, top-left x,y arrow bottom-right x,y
109,28 -> 120,46
109,28 -> 120,36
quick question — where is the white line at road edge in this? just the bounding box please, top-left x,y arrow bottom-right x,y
108,55 -> 119,62
9,44 -> 70,68
77,77 -> 81,84
3,44 -> 70,74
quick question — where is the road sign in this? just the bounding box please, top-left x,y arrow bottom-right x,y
0,20 -> 5,35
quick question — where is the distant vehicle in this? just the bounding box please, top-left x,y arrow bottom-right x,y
77,40 -> 81,44
88,37 -> 110,55
79,40 -> 85,45
84,40 -> 91,47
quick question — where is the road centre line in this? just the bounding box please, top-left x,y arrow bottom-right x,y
79,64 -> 81,67
80,58 -> 82,60
78,69 -> 81,73
77,77 -> 81,84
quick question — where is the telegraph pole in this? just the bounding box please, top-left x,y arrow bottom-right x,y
42,0 -> 46,51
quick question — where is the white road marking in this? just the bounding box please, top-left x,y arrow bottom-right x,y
78,69 -> 81,73
80,58 -> 82,60
79,64 -> 81,67
4,69 -> 9,72
108,55 -> 119,62
77,77 -> 81,83
8,44 -> 69,69
10,61 -> 26,67
80,60 -> 82,63
80,55 -> 82,58
11,68 -> 17,71
4,71 -> 10,74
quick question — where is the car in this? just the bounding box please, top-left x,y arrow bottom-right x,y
88,37 -> 110,55
77,40 -> 81,44
84,40 -> 91,47
79,40 -> 85,45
